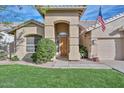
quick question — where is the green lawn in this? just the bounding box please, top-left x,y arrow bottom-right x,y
0,64 -> 124,88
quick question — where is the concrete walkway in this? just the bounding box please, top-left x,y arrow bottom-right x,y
101,60 -> 124,73
0,59 -> 111,69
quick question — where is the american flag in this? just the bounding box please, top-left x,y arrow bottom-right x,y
97,6 -> 106,32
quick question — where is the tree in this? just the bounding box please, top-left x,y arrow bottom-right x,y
0,31 -> 14,59
35,5 -> 49,15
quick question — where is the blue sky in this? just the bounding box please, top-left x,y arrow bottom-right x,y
0,5 -> 44,22
0,5 -> 124,22
81,5 -> 124,20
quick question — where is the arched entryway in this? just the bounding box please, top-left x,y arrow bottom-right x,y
55,21 -> 69,59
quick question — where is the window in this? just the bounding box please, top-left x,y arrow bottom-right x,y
26,35 -> 41,52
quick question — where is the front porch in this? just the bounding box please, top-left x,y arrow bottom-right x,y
43,5 -> 83,60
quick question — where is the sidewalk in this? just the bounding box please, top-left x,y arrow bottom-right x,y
0,59 -> 111,69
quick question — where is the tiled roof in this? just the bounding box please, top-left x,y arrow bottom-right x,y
36,5 -> 86,11
42,5 -> 85,8
8,19 -> 44,34
86,12 -> 124,31
79,20 -> 96,28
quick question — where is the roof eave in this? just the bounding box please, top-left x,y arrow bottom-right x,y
8,19 -> 44,34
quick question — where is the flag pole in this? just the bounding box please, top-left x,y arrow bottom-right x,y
96,5 -> 102,61
95,6 -> 101,26
96,5 -> 102,62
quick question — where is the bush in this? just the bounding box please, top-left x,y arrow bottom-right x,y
11,55 -> 19,61
79,45 -> 88,58
31,53 -> 37,62
0,50 -> 7,60
32,38 -> 56,64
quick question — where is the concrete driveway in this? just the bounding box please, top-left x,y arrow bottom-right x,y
101,60 -> 124,73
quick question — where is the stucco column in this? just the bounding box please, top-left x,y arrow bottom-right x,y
69,24 -> 80,60
44,25 -> 55,42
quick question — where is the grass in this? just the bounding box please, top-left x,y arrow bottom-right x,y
0,64 -> 124,88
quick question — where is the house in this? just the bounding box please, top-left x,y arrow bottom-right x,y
80,13 -> 124,60
8,5 -> 124,61
9,5 -> 85,61
9,20 -> 44,60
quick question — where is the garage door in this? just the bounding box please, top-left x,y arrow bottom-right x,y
98,38 -> 124,60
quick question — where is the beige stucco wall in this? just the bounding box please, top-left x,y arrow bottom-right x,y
80,32 -> 91,58
15,23 -> 44,60
45,10 -> 80,60
89,16 -> 124,60
45,11 -> 79,39
92,16 -> 124,38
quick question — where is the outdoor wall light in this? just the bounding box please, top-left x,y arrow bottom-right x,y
91,39 -> 97,45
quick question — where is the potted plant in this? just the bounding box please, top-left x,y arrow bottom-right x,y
79,45 -> 88,59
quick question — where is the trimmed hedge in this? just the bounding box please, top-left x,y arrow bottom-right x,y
31,38 -> 56,64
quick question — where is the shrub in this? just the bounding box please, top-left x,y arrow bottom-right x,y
0,50 -> 7,60
31,53 -> 37,62
32,38 -> 56,64
11,55 -> 19,61
79,45 -> 88,58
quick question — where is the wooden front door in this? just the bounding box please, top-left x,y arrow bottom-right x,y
60,37 -> 68,57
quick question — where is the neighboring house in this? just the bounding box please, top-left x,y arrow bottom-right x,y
8,5 -> 124,61
0,22 -> 20,31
